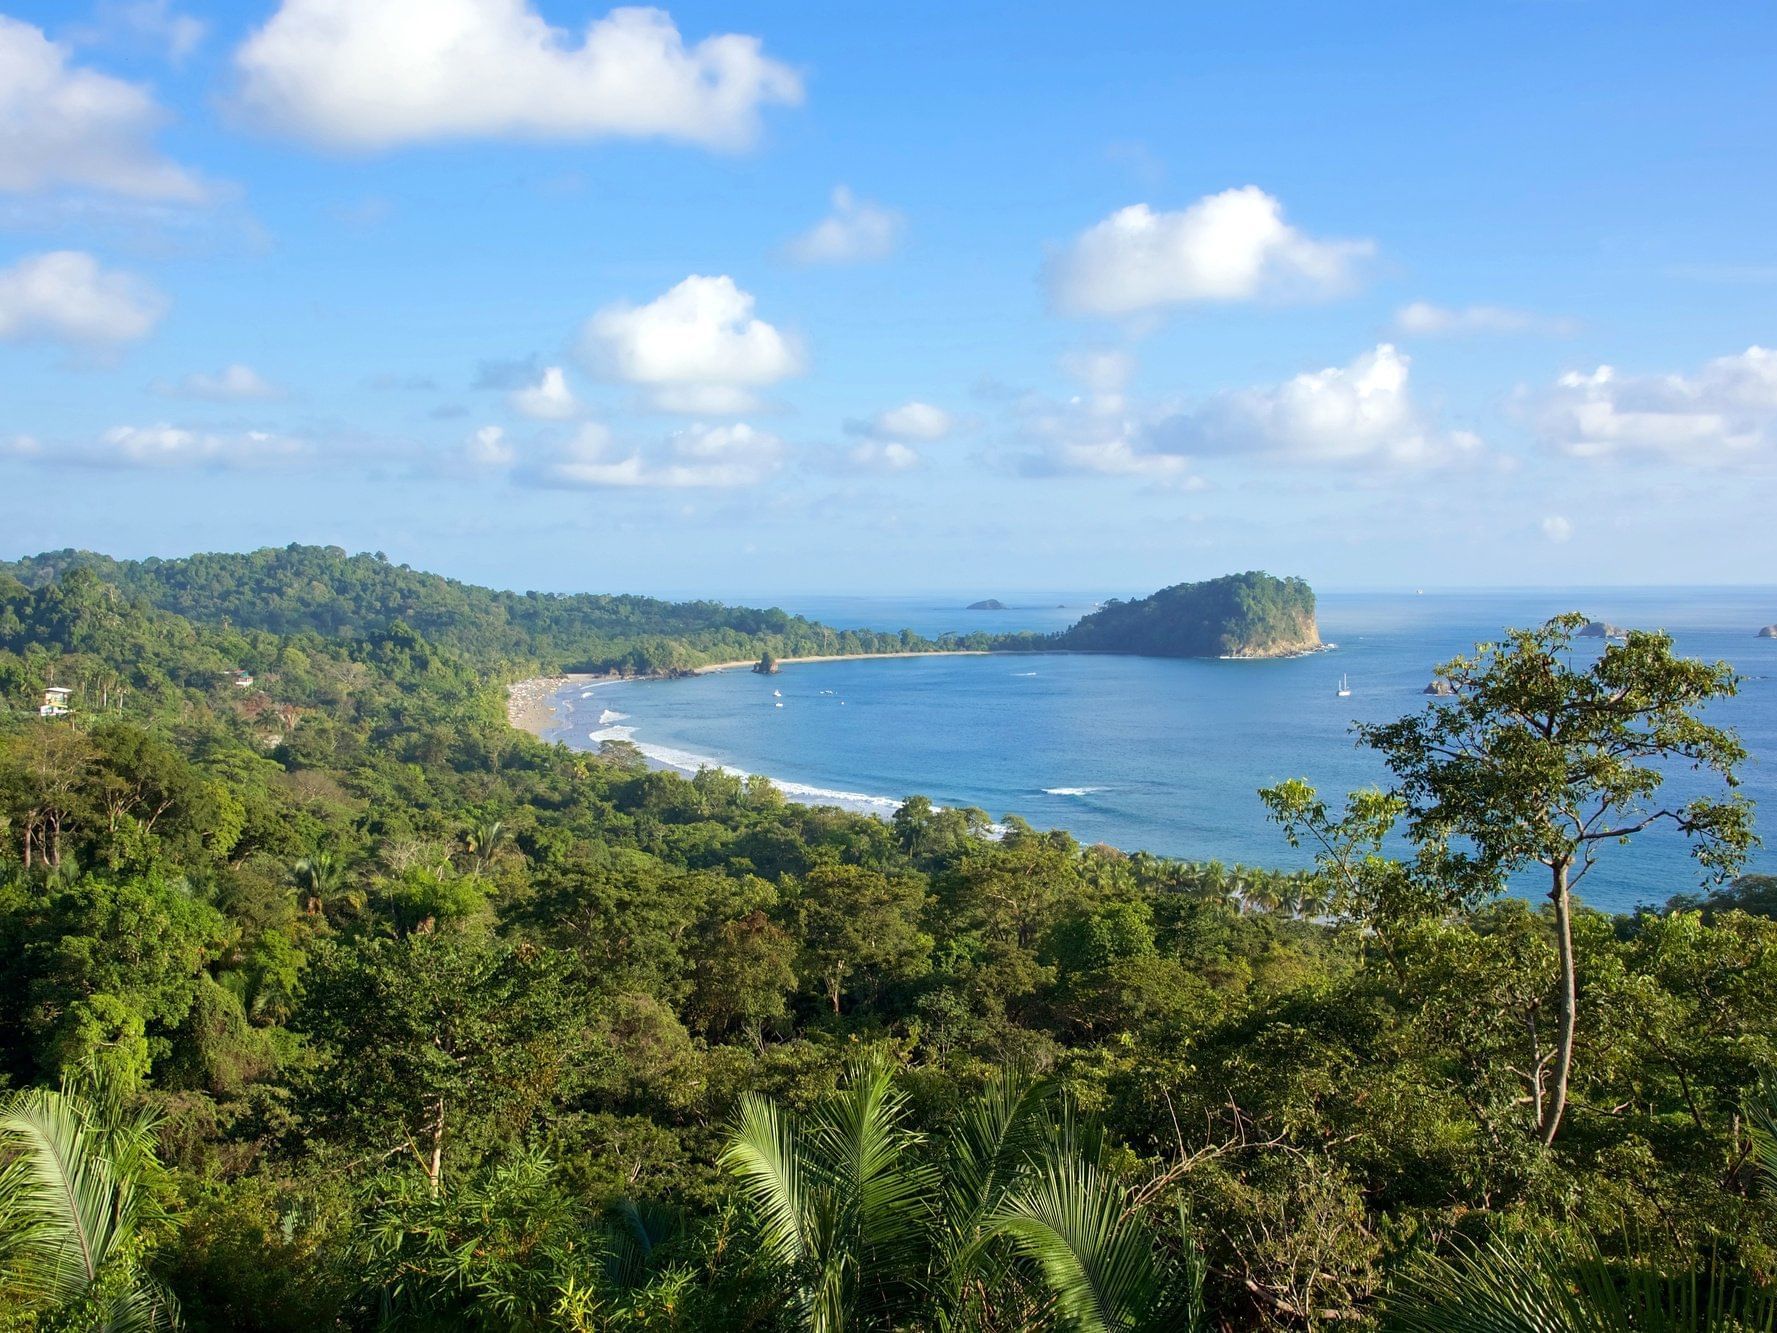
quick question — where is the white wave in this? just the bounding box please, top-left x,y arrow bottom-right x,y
580,690 -> 596,698
1042,786 -> 1107,796
597,708 -> 628,724
584,721 -> 904,815
1013,671 -> 1037,677
769,778 -> 904,815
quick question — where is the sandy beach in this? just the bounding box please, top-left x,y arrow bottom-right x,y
505,672 -> 605,737
689,649 -> 987,675
505,650 -> 988,741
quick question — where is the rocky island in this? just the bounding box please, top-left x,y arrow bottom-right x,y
966,599 -> 1007,610
1045,571 -> 1321,659
1758,625 -> 1777,639
1579,621 -> 1629,639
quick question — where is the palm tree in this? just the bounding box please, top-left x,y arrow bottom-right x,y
722,1058 -> 1201,1332
463,819 -> 507,876
721,1057 -> 931,1332
291,851 -> 340,917
0,1074 -> 180,1330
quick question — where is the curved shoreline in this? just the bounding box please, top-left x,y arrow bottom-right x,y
504,649 -> 989,740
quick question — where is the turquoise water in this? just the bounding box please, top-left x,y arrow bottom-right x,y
543,590 -> 1777,914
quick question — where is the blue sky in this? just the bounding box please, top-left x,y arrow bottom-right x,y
1,1 -> 1773,596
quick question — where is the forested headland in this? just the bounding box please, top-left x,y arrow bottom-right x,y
1,552 -> 1775,1330
1053,572 -> 1321,659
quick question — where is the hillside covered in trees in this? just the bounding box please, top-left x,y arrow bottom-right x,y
0,555 -> 1774,1330
1054,572 -> 1321,659
0,546 -> 941,676
0,549 -> 1326,673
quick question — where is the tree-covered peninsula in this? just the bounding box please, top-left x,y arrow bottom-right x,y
1050,571 -> 1320,658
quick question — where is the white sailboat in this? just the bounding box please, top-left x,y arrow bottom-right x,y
1336,673 -> 1351,698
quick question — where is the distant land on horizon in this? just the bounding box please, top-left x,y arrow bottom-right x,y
0,547 -> 1324,669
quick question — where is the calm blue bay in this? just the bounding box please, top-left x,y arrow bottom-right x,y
542,590 -> 1777,915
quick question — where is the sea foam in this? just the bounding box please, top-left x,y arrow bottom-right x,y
586,721 -> 903,815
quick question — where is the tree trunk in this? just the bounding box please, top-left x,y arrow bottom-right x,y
427,1096 -> 445,1197
1539,861 -> 1576,1145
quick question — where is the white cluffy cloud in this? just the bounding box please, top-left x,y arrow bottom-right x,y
233,0 -> 802,151
1016,348 -> 1200,482
849,401 -> 953,443
848,441 -> 921,472
507,365 -> 582,420
1018,344 -> 1476,479
0,251 -> 166,347
158,363 -> 283,400
843,401 -> 953,471
1542,515 -> 1573,543
579,274 -> 802,412
31,423 -> 305,469
1530,345 -> 1777,465
0,15 -> 206,199
1049,186 -> 1372,317
463,425 -> 515,467
785,186 -> 904,264
522,420 -> 783,489
1396,301 -> 1577,337
1159,344 -> 1480,467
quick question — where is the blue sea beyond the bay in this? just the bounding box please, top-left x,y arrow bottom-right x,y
544,589 -> 1777,916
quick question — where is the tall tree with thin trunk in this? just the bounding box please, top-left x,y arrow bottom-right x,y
1357,613 -> 1751,1145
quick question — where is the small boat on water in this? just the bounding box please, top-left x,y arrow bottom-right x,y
774,701 -> 784,708
773,689 -> 782,697
1336,673 -> 1351,698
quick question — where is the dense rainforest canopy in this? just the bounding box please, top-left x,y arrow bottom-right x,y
0,552 -> 1773,1331
0,546 -> 939,676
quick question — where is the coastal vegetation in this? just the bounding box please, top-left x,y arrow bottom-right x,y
0,550 -> 1322,673
0,552 -> 1772,1330
1053,572 -> 1320,659
0,547 -> 937,679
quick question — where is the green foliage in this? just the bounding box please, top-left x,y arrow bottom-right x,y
0,546 -> 943,676
0,557 -> 1772,1330
1053,572 -> 1317,658
722,1059 -> 1201,1332
1384,1231 -> 1777,1332
0,1072 -> 180,1331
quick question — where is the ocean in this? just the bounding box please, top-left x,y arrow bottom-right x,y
538,589 -> 1777,916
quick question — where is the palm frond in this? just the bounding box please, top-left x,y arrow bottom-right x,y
721,1091 -> 815,1272
0,1084 -> 177,1330
808,1057 -> 932,1271
604,1198 -> 684,1291
1747,1077 -> 1777,1195
1384,1232 -> 1777,1333
987,1150 -> 1159,1333
945,1066 -> 1052,1227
